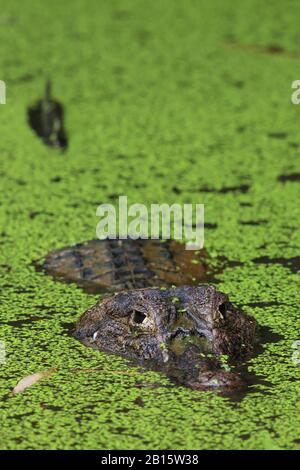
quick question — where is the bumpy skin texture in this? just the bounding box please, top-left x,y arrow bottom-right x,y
74,285 -> 257,391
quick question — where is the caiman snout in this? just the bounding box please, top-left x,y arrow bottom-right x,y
74,285 -> 257,392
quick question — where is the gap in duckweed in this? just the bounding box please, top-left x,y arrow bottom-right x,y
252,256 -> 300,273
278,173 -> 300,182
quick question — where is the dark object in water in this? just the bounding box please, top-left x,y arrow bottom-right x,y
74,285 -> 257,392
41,239 -> 211,294
278,173 -> 300,183
252,255 -> 300,273
28,81 -> 67,149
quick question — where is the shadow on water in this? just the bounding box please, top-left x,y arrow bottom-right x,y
225,325 -> 283,402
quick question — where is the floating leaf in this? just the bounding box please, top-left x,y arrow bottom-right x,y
12,368 -> 57,394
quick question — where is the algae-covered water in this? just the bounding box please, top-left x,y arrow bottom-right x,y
0,0 -> 300,450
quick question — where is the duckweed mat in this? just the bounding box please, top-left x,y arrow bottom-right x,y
0,0 -> 300,450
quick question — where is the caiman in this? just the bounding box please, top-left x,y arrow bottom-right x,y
41,239 -> 257,391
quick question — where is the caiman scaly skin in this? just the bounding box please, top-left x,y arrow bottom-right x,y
74,285 -> 257,391
42,239 -> 209,293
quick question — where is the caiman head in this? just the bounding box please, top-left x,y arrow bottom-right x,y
74,285 -> 257,390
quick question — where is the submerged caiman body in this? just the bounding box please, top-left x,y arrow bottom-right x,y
42,238 -> 209,293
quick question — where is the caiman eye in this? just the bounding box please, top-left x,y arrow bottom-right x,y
131,310 -> 147,324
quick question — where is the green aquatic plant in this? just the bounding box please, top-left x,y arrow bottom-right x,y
0,0 -> 300,451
